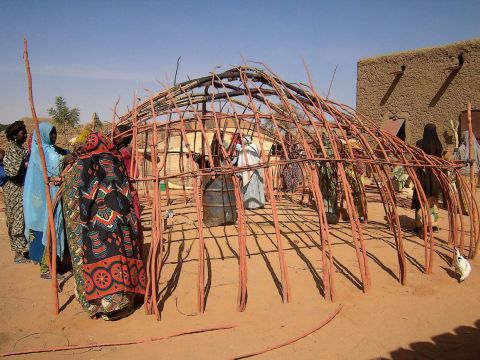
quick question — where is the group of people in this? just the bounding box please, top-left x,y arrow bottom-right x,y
279,130 -> 367,225
216,130 -> 366,225
1,120 -> 145,320
412,123 -> 480,232
273,123 -> 479,231
3,119 -> 477,319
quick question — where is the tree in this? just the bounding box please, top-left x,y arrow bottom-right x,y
91,112 -> 103,130
73,114 -> 104,145
73,124 -> 92,145
47,96 -> 80,139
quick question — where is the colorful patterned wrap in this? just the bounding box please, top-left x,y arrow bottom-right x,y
75,132 -> 145,303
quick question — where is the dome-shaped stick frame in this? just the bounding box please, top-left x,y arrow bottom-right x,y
115,65 -> 479,319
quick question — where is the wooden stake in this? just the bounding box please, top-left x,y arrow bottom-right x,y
23,38 -> 59,314
467,102 -> 476,255
111,97 -> 120,142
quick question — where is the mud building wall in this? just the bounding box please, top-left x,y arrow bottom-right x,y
356,39 -> 480,151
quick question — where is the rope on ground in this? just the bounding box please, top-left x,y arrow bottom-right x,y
231,305 -> 342,359
0,324 -> 237,357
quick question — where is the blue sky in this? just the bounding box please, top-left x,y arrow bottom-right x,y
0,0 -> 479,124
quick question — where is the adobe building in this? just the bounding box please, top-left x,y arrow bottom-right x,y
356,39 -> 480,150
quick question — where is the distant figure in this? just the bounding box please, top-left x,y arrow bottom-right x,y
236,136 -> 265,209
62,131 -> 145,320
3,121 -> 29,264
0,149 -> 8,187
318,132 -> 339,224
412,123 -> 443,231
340,131 -> 367,221
281,133 -> 302,195
114,124 -> 143,245
454,131 -> 480,214
23,123 -> 70,279
210,132 -> 224,167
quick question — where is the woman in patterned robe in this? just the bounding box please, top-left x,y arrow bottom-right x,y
3,121 -> 29,263
281,133 -> 303,196
318,132 -> 339,224
63,131 -> 145,320
339,133 -> 367,222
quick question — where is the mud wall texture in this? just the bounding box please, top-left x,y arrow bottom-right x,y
357,39 -> 480,149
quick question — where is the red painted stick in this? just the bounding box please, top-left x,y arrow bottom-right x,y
0,324 -> 236,357
467,102 -> 477,257
23,38 -> 59,314
231,305 -> 342,359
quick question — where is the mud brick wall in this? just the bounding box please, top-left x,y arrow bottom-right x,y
357,39 -> 480,149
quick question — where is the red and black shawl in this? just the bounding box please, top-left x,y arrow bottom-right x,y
77,132 -> 145,300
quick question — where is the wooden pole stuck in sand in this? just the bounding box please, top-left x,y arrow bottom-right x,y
467,101 -> 477,255
111,97 -> 120,142
23,38 -> 59,314
467,102 -> 475,196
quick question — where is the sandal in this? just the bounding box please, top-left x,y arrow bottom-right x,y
14,255 -> 31,264
101,306 -> 135,321
40,272 -> 66,280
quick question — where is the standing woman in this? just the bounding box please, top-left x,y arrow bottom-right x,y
23,123 -> 68,278
236,136 -> 265,209
3,121 -> 29,263
454,131 -> 480,214
340,133 -> 367,221
412,123 -> 443,231
63,132 -> 145,320
318,131 -> 339,224
281,132 -> 303,196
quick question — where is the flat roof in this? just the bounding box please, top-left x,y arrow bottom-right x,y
358,38 -> 480,64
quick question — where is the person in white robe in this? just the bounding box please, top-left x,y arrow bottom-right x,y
236,136 -> 265,209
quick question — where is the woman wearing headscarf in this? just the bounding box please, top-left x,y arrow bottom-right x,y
454,131 -> 480,214
318,131 -> 339,224
412,123 -> 443,231
62,132 -> 145,320
338,128 -> 367,221
236,136 -> 265,209
281,132 -> 303,196
23,123 -> 68,278
3,121 -> 29,263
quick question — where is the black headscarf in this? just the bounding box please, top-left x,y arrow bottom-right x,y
116,124 -> 133,148
5,121 -> 26,142
412,123 -> 443,209
416,123 -> 443,157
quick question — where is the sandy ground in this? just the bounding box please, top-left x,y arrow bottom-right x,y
1,187 -> 480,359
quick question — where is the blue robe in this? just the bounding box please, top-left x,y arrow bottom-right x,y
24,122 -> 65,260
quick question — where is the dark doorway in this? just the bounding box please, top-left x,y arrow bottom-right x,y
397,121 -> 406,141
381,117 -> 406,141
